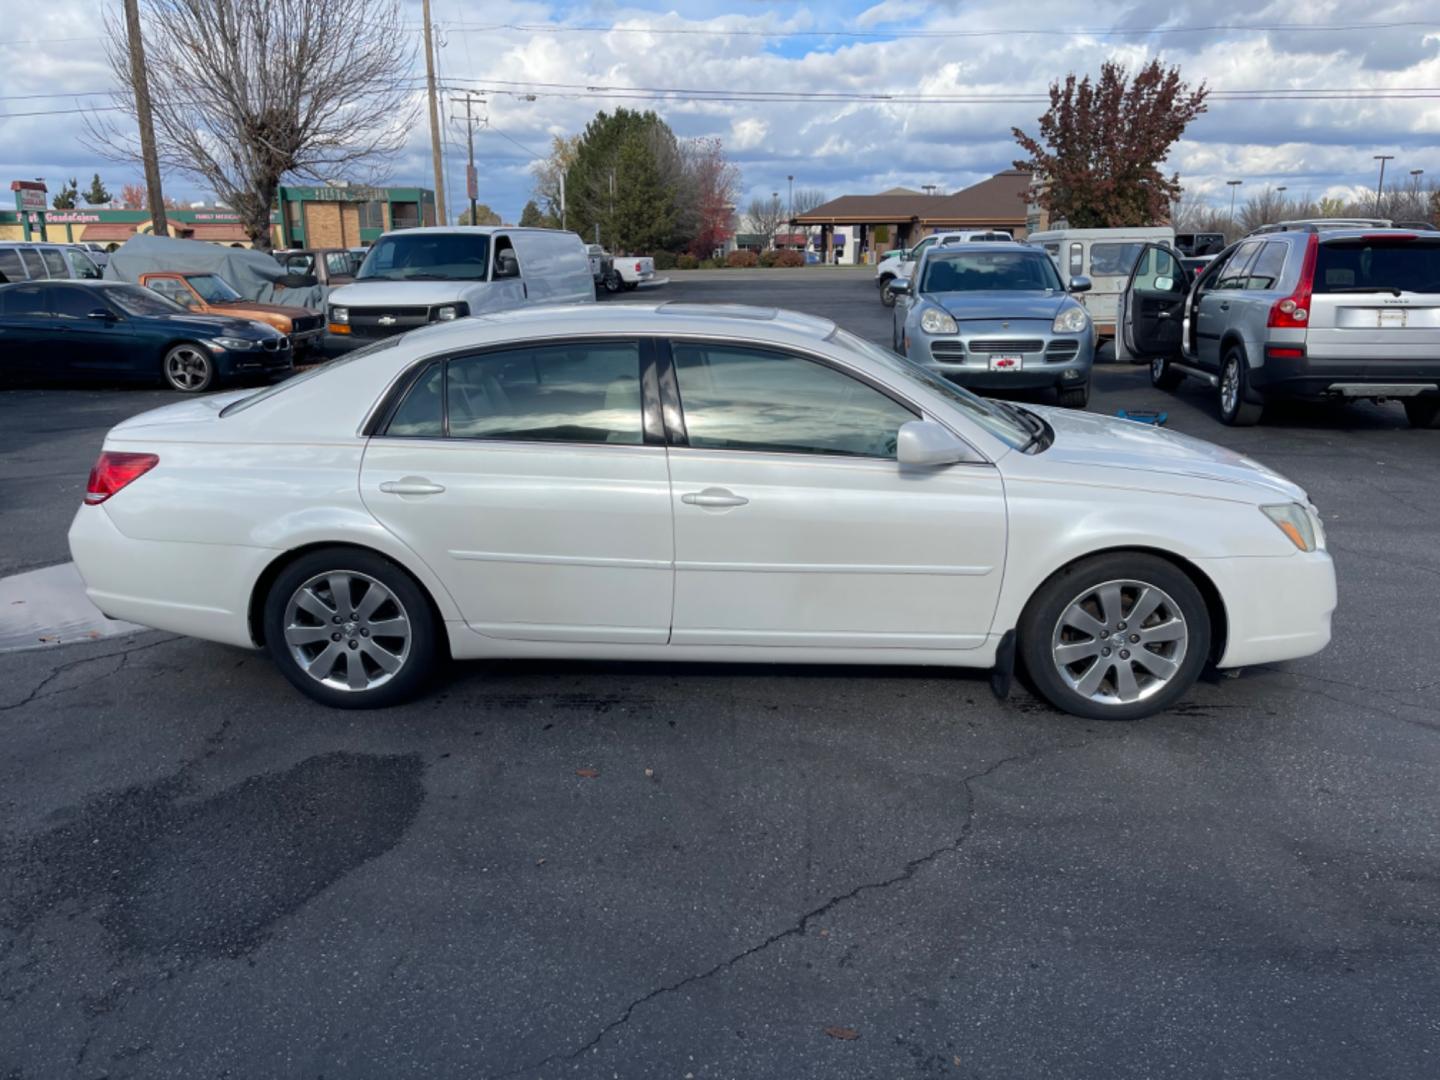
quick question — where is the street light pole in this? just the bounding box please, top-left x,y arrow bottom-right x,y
787,174 -> 794,245
1226,180 -> 1243,226
1373,154 -> 1395,215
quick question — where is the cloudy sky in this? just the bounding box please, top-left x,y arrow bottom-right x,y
2,0 -> 1437,222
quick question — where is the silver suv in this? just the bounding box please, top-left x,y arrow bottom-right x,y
0,242 -> 105,284
1118,222 -> 1440,427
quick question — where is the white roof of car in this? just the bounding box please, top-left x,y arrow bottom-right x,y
373,226 -> 572,238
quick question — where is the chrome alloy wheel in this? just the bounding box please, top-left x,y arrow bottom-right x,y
1220,359 -> 1240,417
164,345 -> 213,391
283,571 -> 412,692
1050,579 -> 1189,705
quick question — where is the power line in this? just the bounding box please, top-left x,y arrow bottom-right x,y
441,18 -> 1439,41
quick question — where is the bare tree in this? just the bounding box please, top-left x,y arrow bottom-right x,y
1238,186 -> 1293,233
93,0 -> 416,248
790,187 -> 827,217
745,193 -> 784,249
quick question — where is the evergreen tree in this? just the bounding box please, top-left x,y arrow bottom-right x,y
566,109 -> 682,252
51,178 -> 79,210
518,200 -> 545,227
82,173 -> 113,206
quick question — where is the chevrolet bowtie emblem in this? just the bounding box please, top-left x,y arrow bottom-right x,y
378,315 -> 397,326
1002,321 -> 1010,328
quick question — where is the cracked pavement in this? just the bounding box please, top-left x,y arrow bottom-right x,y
3,273 -> 1439,1079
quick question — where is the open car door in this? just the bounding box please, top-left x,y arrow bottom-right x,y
1120,244 -> 1189,360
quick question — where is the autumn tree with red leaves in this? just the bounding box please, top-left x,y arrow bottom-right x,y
686,136 -> 740,258
1013,60 -> 1208,228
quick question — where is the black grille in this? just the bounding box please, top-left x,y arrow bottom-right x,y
930,341 -> 966,358
967,339 -> 1045,354
259,336 -> 290,352
1045,339 -> 1081,360
291,314 -> 323,334
348,305 -> 434,338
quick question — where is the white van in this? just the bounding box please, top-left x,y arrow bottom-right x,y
326,226 -> 593,349
1027,227 -> 1173,338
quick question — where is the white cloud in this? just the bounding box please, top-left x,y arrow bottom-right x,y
1,0 -> 1435,222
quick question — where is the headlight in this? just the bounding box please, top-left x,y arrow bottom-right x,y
204,336 -> 259,352
1052,306 -> 1090,334
1262,503 -> 1321,552
329,306 -> 349,325
435,305 -> 459,321
920,308 -> 959,335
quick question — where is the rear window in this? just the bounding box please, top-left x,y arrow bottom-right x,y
0,249 -> 23,280
1314,238 -> 1440,295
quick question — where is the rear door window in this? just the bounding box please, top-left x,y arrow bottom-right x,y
39,248 -> 68,277
0,249 -> 24,280
0,284 -> 50,317
1243,243 -> 1288,290
17,249 -> 45,279
1216,242 -> 1262,290
1314,238 -> 1440,294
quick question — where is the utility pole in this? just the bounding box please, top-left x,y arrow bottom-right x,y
1373,155 -> 1394,216
787,174 -> 794,242
123,0 -> 167,237
1226,179 -> 1243,225
422,0 -> 447,225
451,92 -> 485,224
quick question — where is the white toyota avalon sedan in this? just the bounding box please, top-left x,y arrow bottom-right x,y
68,302 -> 1336,720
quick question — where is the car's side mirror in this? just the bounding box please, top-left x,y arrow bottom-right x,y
889,278 -> 912,295
1068,275 -> 1092,293
1154,275 -> 1175,292
897,419 -> 972,467
86,308 -> 117,322
495,251 -> 520,279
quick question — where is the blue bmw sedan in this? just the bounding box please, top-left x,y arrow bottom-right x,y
0,280 -> 292,393
892,243 -> 1096,408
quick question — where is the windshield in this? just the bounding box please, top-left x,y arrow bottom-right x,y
1314,238 -> 1440,294
185,274 -> 243,302
827,327 -> 1032,450
107,284 -> 187,316
357,233 -> 491,281
921,251 -> 1063,294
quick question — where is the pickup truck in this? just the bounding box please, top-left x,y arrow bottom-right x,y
139,271 -> 325,355
273,248 -> 363,288
585,244 -> 616,294
612,254 -> 657,290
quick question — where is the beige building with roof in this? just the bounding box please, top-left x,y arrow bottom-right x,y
794,170 -> 1032,265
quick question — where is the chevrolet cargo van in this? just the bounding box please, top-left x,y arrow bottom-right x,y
325,227 -> 593,349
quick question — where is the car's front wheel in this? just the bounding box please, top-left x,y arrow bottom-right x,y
1150,353 -> 1184,391
1019,553 -> 1211,721
162,343 -> 216,393
879,277 -> 897,308
263,547 -> 440,708
1057,381 -> 1090,409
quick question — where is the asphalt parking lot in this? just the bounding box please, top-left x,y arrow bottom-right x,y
3,269 -> 1439,1079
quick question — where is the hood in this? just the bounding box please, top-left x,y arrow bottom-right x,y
931,292 -> 1069,321
211,300 -> 319,318
161,313 -> 275,337
328,279 -> 478,305
1026,405 -> 1307,502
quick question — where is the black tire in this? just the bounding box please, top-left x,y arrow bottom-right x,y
1018,552 -> 1211,721
1403,397 -> 1440,429
879,277 -> 897,308
1150,353 -> 1184,391
263,547 -> 440,709
1218,348 -> 1264,426
161,342 -> 216,393
603,271 -> 622,294
1057,381 -> 1091,409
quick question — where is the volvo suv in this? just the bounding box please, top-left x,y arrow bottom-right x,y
1118,223 -> 1440,427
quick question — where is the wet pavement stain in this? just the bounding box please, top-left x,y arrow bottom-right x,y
2,752 -> 425,961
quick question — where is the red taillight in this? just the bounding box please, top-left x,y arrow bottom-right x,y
1268,233 -> 1319,329
1364,233 -> 1414,241
85,451 -> 158,505
1266,346 -> 1305,360
634,261 -> 643,272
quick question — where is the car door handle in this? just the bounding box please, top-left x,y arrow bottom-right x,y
681,488 -> 748,508
379,478 -> 446,496
1218,303 -> 1230,310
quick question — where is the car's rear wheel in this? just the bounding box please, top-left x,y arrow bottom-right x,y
1150,353 -> 1184,391
603,271 -> 622,293
1219,349 -> 1264,426
1057,381 -> 1090,409
263,548 -> 440,709
162,343 -> 215,393
1403,397 -> 1440,429
1019,553 -> 1211,721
